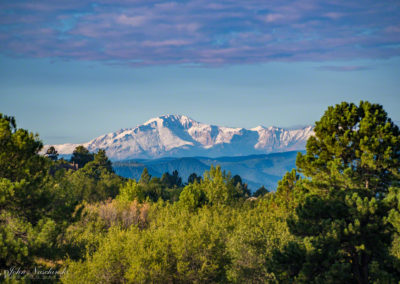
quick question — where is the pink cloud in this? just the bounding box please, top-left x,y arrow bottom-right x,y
265,13 -> 285,23
116,14 -> 148,26
385,25 -> 400,33
0,0 -> 399,66
142,40 -> 192,47
324,12 -> 345,20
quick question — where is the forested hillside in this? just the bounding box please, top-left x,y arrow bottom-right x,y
1,101 -> 400,283
113,151 -> 301,191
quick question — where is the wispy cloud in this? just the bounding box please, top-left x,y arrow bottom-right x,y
317,65 -> 372,72
0,0 -> 399,66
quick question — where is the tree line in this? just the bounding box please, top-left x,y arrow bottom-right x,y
46,144 -> 266,200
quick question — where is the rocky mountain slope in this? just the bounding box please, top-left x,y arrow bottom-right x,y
45,115 -> 314,160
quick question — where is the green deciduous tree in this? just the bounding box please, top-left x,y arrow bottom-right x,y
178,182 -> 207,211
118,180 -> 145,203
202,165 -> 245,206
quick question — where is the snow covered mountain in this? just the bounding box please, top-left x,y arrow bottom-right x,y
44,115 -> 314,160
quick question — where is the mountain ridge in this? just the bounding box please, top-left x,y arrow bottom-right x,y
113,151 -> 304,191
44,114 -> 314,160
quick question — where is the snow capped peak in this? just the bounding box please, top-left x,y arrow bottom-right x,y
144,114 -> 196,128
144,114 -> 191,123
45,115 -> 314,160
251,125 -> 266,131
143,116 -> 162,126
268,125 -> 282,131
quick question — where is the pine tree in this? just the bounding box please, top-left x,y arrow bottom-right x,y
45,146 -> 59,161
171,170 -> 182,187
188,173 -> 201,184
0,114 -> 58,268
139,168 -> 151,184
160,170 -> 182,188
273,102 -> 400,283
231,174 -> 251,198
92,149 -> 113,172
253,186 -> 269,197
70,146 -> 94,168
0,114 -> 49,222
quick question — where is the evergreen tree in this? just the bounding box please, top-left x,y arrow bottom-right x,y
273,101 -> 400,283
161,170 -> 182,188
70,146 -> 94,168
188,173 -> 201,184
171,170 -> 182,187
68,150 -> 121,202
231,174 -> 251,197
274,169 -> 305,209
0,114 -> 46,182
45,146 -> 59,161
139,168 -> 151,184
253,186 -> 269,197
0,114 -> 63,269
0,114 -> 49,222
92,149 -> 113,173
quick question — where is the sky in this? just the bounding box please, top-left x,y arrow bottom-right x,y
0,0 -> 399,144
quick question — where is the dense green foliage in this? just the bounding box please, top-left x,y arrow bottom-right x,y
273,101 -> 400,283
1,101 -> 399,283
0,115 -> 124,280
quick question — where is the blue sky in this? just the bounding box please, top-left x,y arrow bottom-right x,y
1,0 -> 399,144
